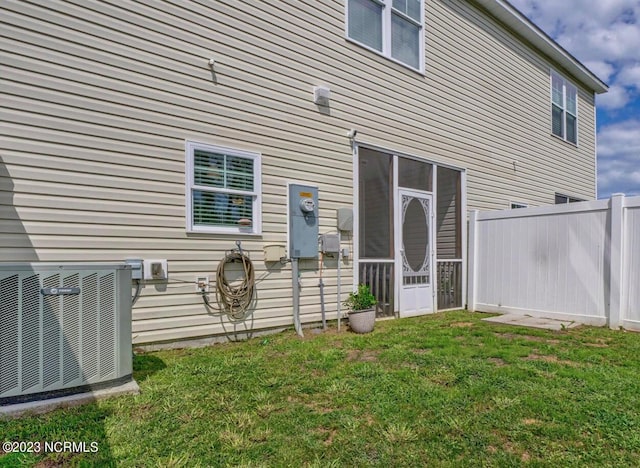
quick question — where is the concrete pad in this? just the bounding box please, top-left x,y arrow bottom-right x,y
0,380 -> 140,420
482,313 -> 580,331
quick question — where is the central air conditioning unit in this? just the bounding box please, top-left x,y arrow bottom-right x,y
0,263 -> 134,405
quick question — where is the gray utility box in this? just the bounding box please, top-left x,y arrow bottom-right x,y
288,184 -> 319,258
320,234 -> 340,255
337,207 -> 353,232
0,263 -> 133,405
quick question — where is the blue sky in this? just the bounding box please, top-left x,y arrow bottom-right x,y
509,0 -> 640,198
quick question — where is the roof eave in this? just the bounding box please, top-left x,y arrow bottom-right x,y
474,0 -> 609,94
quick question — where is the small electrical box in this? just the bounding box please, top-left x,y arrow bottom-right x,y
143,259 -> 168,280
196,276 -> 209,292
337,207 -> 353,232
264,245 -> 286,262
320,234 -> 340,255
313,86 -> 330,106
288,183 -> 319,258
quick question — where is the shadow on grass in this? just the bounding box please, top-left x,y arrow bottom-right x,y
0,404 -> 116,467
0,352 -> 162,467
132,353 -> 167,383
0,352 -> 166,467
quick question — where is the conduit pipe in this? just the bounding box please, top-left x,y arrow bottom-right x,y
318,251 -> 326,330
292,257 -> 303,337
337,231 -> 342,331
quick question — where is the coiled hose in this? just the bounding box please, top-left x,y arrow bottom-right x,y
215,250 -> 255,321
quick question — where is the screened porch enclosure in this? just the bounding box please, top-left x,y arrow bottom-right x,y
358,150 -> 395,317
436,166 -> 463,310
357,148 -> 463,317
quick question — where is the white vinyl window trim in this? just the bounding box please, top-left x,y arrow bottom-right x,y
555,193 -> 584,204
185,141 -> 262,235
346,0 -> 425,73
550,70 -> 578,145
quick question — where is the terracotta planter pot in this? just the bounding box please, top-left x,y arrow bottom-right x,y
348,308 -> 375,333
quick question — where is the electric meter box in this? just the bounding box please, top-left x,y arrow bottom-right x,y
288,183 -> 319,258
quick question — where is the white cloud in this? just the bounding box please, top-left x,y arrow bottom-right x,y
561,23 -> 640,64
598,120 -> 640,156
510,0 -> 640,65
597,120 -> 640,197
617,64 -> 640,89
509,0 -> 640,198
583,60 -> 616,83
597,85 -> 631,109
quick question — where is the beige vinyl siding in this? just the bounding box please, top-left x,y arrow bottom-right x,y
1,0 -> 598,343
436,168 -> 461,260
1,0 -> 354,344
425,0 -> 596,209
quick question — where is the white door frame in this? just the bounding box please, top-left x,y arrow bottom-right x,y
395,188 -> 436,317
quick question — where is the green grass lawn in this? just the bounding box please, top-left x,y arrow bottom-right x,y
3,310 -> 640,467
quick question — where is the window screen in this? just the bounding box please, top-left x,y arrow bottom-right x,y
555,193 -> 584,204
551,71 -> 578,144
359,149 -> 393,259
347,0 -> 423,71
391,13 -> 420,69
398,157 -> 432,191
348,0 -> 383,52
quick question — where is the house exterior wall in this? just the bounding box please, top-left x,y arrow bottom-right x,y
1,0 -> 601,344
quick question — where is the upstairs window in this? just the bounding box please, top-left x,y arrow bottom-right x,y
186,141 -> 261,234
551,71 -> 578,144
347,0 -> 424,71
555,193 -> 584,204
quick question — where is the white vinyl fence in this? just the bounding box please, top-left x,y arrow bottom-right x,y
468,194 -> 640,330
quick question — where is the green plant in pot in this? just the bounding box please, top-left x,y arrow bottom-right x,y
344,284 -> 377,333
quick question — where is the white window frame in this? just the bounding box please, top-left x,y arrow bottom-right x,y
185,141 -> 262,235
550,70 -> 578,144
555,193 -> 584,204
345,0 -> 425,73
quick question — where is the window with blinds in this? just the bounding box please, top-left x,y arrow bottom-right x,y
186,142 -> 261,234
347,0 -> 424,72
551,71 -> 578,144
348,0 -> 383,52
